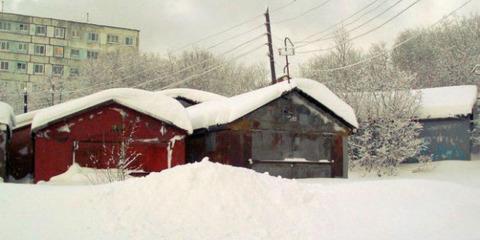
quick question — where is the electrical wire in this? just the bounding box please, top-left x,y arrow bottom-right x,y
297,0 -> 406,48
66,34 -> 266,96
169,0 -> 297,53
307,0 -> 473,72
146,44 -> 266,89
296,0 -> 422,54
273,0 -> 331,24
297,0 -> 385,43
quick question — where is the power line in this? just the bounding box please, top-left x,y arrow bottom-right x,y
66,34 -> 266,96
307,0 -> 473,72
273,0 -> 332,24
296,0 -> 423,54
169,0 -> 297,53
146,44 -> 266,90
297,0 -> 406,49
296,0 -> 389,43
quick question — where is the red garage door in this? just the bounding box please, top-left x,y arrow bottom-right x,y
73,141 -> 169,173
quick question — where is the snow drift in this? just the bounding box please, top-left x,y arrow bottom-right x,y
1,160 -> 479,240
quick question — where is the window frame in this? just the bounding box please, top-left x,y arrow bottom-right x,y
53,46 -> 64,58
54,27 -> 66,39
52,64 -> 64,75
87,32 -> 99,42
87,50 -> 98,59
125,36 -> 134,45
0,61 -> 9,71
33,64 -> 45,74
0,41 -> 9,51
16,62 -> 27,73
107,34 -> 119,43
35,25 -> 47,36
34,44 -> 46,55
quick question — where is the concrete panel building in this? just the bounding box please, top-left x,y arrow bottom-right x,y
0,12 -> 139,96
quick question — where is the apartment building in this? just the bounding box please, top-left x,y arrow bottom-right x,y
0,12 -> 139,84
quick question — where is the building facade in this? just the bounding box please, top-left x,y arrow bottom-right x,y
0,12 -> 139,86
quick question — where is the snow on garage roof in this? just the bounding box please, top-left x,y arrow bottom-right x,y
0,101 -> 15,128
14,110 -> 40,130
187,78 -> 358,130
415,85 -> 478,119
31,88 -> 193,133
159,88 -> 227,103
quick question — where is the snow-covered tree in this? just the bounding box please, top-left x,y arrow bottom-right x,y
87,119 -> 142,184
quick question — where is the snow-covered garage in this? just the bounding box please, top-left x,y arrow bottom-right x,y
7,110 -> 38,180
186,78 -> 358,178
415,85 -> 478,160
0,101 -> 15,181
30,89 -> 192,182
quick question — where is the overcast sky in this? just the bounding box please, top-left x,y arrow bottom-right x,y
7,0 -> 480,75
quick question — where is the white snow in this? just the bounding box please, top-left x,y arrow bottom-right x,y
14,110 -> 39,129
187,78 -> 358,130
159,88 -> 227,103
414,85 -> 478,119
0,159 -> 479,239
0,101 -> 15,129
31,88 -> 193,134
167,135 -> 185,168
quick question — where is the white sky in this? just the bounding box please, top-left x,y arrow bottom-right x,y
6,0 -> 480,77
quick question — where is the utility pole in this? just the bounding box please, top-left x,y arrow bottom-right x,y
86,12 -> 90,23
23,87 -> 28,113
264,8 -> 276,84
279,37 -> 295,81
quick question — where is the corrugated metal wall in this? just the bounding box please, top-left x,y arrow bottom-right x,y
420,118 -> 472,160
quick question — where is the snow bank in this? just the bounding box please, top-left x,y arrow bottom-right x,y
159,88 -> 227,103
0,101 -> 15,128
1,160 -> 479,240
188,78 -> 358,130
415,85 -> 478,119
31,88 -> 193,133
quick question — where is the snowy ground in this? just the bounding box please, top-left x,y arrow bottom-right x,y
1,160 -> 480,240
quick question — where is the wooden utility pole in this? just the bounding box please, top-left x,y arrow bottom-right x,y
264,8 -> 276,84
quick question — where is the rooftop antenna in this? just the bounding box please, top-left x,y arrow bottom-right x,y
86,12 -> 89,22
1,1 -> 4,12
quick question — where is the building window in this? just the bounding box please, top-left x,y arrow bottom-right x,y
125,36 -> 134,45
70,49 -> 81,59
54,27 -> 65,39
52,65 -> 64,75
0,22 -> 11,31
16,62 -> 27,72
18,23 -> 29,32
107,34 -> 118,43
0,41 -> 9,50
53,46 -> 64,58
87,32 -> 99,42
33,64 -> 44,74
34,44 -> 46,55
18,43 -> 28,53
35,25 -> 47,36
71,30 -> 80,38
87,50 -> 98,59
70,68 -> 79,76
0,61 -> 9,71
